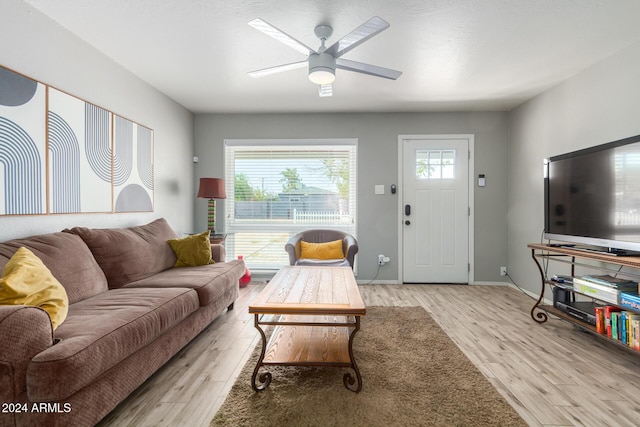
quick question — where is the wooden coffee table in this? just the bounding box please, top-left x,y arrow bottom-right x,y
248,266 -> 366,393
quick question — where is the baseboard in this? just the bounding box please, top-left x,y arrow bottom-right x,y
471,280 -> 511,286
357,280 -> 401,285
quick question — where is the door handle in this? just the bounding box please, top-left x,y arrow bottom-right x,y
405,204 -> 411,216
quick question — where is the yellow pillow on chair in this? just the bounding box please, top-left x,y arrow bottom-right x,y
300,239 -> 344,260
0,247 -> 69,330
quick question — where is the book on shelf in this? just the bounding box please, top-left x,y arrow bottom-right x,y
581,275 -> 637,290
628,314 -> 640,347
604,306 -> 623,337
573,277 -> 620,304
621,312 -> 630,344
633,317 -> 640,351
595,307 -> 605,334
612,312 -> 621,340
619,292 -> 640,312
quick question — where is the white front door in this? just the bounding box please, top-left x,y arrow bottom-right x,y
401,136 -> 471,283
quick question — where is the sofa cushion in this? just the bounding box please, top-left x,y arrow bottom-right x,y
66,218 -> 179,288
167,230 -> 214,267
0,247 -> 69,330
123,259 -> 245,306
26,287 -> 199,401
0,232 -> 108,304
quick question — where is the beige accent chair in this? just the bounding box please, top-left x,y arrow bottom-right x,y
285,229 -> 358,269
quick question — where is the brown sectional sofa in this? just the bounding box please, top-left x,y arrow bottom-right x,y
0,218 -> 245,427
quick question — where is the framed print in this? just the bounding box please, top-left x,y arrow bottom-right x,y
48,88 -> 112,213
0,67 -> 46,215
113,115 -> 154,212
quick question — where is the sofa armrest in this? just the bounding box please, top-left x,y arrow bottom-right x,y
0,306 -> 53,403
210,244 -> 226,263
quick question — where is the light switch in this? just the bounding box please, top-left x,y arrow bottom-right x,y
375,185 -> 385,195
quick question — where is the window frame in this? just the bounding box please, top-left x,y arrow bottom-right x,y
224,138 -> 358,270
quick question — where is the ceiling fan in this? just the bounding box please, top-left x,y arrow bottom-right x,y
248,16 -> 402,97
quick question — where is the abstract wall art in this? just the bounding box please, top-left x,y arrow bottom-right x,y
0,64 -> 154,216
48,88 -> 113,213
0,67 -> 46,215
113,115 -> 154,212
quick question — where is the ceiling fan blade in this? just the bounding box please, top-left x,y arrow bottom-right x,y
336,58 -> 402,80
248,61 -> 308,78
318,84 -> 333,97
249,18 -> 316,56
325,16 -> 390,58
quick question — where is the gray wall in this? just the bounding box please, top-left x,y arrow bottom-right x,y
508,41 -> 640,294
194,112 -> 509,282
0,0 -> 195,239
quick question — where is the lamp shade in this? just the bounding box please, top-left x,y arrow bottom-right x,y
197,178 -> 226,199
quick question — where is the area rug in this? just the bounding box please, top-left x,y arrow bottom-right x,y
211,306 -> 526,427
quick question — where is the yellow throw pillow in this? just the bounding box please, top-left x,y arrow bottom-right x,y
0,247 -> 69,330
167,230 -> 215,267
300,239 -> 344,260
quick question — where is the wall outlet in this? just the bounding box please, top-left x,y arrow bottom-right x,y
378,255 -> 390,266
500,266 -> 507,276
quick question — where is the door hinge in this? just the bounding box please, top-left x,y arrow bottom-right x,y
468,206 -> 471,216
468,150 -> 471,159
468,263 -> 471,272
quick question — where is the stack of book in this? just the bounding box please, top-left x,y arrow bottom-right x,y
595,304 -> 640,350
572,274 -> 637,304
619,291 -> 640,312
619,293 -> 640,350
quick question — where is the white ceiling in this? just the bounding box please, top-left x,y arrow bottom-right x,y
23,0 -> 640,114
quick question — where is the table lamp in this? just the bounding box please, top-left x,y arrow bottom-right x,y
197,178 -> 226,234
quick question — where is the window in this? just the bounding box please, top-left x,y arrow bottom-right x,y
416,149 -> 455,179
224,139 -> 357,270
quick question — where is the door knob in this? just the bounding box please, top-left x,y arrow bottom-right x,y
405,220 -> 411,225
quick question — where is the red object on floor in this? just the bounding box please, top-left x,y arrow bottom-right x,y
238,255 -> 251,287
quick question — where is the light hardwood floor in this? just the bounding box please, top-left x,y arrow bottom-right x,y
98,283 -> 640,427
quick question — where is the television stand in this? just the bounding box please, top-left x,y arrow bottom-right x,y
528,243 -> 640,355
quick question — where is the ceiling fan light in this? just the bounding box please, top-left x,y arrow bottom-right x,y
309,67 -> 335,84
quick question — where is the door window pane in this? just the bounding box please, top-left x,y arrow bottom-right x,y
416,149 -> 456,180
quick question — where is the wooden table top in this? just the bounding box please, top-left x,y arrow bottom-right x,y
249,266 -> 366,316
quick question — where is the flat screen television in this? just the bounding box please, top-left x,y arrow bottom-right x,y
544,134 -> 640,254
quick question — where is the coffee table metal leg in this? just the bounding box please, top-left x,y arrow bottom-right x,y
251,314 -> 271,392
343,316 -> 362,393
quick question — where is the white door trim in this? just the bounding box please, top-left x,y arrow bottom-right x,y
397,134 -> 475,284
